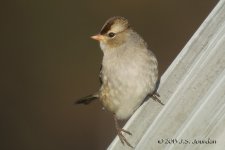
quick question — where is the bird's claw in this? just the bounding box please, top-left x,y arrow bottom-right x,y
152,93 -> 164,105
120,128 -> 132,135
117,128 -> 133,148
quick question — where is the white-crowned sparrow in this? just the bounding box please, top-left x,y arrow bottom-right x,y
76,16 -> 163,147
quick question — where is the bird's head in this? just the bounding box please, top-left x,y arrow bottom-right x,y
91,16 -> 131,50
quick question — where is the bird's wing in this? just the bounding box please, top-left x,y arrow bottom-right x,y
99,64 -> 103,85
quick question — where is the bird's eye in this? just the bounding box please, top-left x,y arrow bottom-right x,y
108,32 -> 115,38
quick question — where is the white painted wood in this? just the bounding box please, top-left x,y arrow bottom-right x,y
108,0 -> 225,149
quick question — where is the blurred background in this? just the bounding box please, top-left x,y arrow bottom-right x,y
0,0 -> 218,150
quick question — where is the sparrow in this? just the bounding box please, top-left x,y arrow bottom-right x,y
75,16 -> 164,148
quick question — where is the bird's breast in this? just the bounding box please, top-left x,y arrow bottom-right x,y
100,49 -> 158,119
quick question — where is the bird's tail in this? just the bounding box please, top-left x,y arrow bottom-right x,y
75,94 -> 99,105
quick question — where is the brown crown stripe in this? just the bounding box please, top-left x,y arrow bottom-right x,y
100,18 -> 115,35
100,16 -> 128,35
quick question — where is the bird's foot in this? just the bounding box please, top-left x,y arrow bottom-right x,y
114,115 -> 133,148
116,128 -> 133,148
152,92 -> 164,105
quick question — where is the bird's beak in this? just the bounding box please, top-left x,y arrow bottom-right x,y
91,34 -> 104,41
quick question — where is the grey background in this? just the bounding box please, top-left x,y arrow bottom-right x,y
0,0 -> 218,150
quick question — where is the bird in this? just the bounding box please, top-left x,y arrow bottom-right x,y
75,16 -> 164,148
